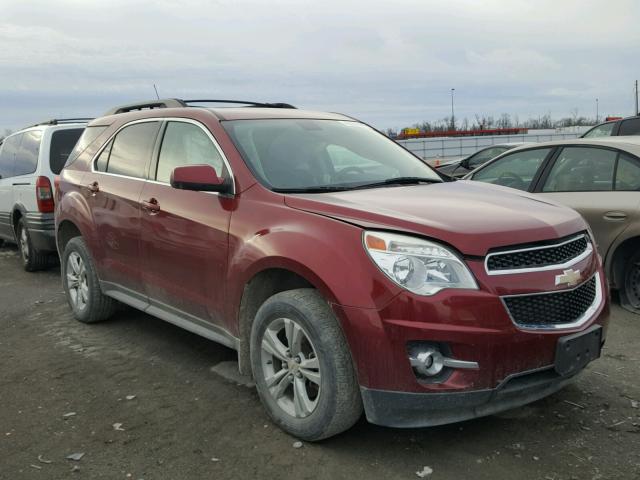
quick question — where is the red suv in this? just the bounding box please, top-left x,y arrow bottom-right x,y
55,99 -> 609,440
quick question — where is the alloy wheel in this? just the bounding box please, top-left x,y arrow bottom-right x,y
260,317 -> 321,418
19,227 -> 29,262
67,252 -> 89,312
626,261 -> 640,309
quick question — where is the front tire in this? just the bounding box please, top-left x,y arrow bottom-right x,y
621,249 -> 640,313
17,217 -> 49,272
62,237 -> 117,323
250,289 -> 362,441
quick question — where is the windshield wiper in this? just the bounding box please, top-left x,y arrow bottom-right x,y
349,177 -> 441,190
272,177 -> 441,194
272,185 -> 354,193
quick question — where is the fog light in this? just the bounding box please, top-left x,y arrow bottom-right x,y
409,345 -> 479,378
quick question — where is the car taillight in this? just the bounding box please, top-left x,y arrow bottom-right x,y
36,176 -> 55,213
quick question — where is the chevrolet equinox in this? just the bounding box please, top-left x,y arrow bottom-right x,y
55,98 -> 610,440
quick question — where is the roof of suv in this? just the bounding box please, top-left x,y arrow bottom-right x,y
94,98 -> 353,125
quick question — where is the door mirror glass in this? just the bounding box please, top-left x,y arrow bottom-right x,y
170,164 -> 228,192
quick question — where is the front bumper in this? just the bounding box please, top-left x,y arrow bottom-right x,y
361,364 -> 586,428
25,212 -> 57,252
332,257 -> 610,427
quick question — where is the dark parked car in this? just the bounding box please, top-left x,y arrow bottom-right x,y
435,143 -> 529,178
464,137 -> 640,313
55,98 -> 609,440
581,115 -> 640,138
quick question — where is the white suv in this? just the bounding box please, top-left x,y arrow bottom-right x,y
0,119 -> 89,270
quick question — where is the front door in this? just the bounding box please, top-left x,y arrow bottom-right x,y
139,120 -> 232,324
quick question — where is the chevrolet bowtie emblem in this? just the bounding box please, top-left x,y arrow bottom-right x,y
555,269 -> 582,287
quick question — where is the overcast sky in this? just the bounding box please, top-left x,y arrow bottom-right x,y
1,0 -> 639,133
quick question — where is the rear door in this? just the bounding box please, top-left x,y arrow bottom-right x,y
12,130 -> 43,213
86,120 -> 161,301
0,134 -> 22,240
139,119 -> 233,324
536,146 -> 640,256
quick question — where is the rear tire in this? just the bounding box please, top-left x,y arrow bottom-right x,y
62,237 -> 117,323
621,249 -> 640,314
250,288 -> 362,441
17,217 -> 49,272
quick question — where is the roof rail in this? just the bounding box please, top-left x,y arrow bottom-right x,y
103,98 -> 296,116
184,99 -> 297,109
27,118 -> 94,128
104,99 -> 187,116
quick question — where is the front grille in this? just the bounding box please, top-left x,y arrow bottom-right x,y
487,235 -> 589,272
503,276 -> 597,328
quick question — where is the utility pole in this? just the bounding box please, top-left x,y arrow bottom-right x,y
596,98 -> 599,123
450,88 -> 455,131
635,80 -> 639,116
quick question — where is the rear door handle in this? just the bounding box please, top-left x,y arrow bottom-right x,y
141,198 -> 160,214
87,181 -> 99,195
603,211 -> 627,221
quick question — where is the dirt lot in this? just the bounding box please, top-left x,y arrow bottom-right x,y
1,243 -> 639,480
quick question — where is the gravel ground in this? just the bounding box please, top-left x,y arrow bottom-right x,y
1,243 -> 639,479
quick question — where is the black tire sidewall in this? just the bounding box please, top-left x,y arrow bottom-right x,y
250,296 -> 342,439
623,250 -> 640,309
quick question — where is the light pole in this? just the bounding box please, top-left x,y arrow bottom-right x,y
596,98 -> 599,123
450,88 -> 455,131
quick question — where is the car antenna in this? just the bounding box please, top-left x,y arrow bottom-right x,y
153,84 -> 160,100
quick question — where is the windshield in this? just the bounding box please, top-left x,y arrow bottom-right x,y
222,119 -> 440,191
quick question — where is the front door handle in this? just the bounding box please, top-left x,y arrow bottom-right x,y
141,198 -> 160,214
87,181 -> 99,195
603,211 -> 627,221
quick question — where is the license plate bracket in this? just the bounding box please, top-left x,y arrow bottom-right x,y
555,325 -> 602,377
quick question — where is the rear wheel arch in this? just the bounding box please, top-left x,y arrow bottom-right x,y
609,235 -> 640,289
11,204 -> 27,238
57,220 -> 83,256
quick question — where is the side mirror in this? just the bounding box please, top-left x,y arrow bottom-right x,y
460,158 -> 470,170
170,164 -> 230,193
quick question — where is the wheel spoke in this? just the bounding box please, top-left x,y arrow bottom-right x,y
264,367 -> 288,388
299,357 -> 319,370
293,377 -> 314,417
284,319 -> 304,355
67,273 -> 78,288
300,368 -> 321,385
271,372 -> 292,400
262,329 -> 289,361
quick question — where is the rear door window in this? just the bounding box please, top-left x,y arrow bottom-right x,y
50,128 -> 84,174
156,121 -> 224,183
14,130 -> 42,177
582,122 -> 616,138
106,122 -> 161,178
618,118 -> 640,136
542,147 -> 616,192
471,148 -> 551,191
0,134 -> 22,179
615,153 -> 640,190
66,126 -> 108,168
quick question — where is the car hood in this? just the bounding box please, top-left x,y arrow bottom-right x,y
284,180 -> 586,256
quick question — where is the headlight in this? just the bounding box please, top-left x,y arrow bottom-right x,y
364,231 -> 478,296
